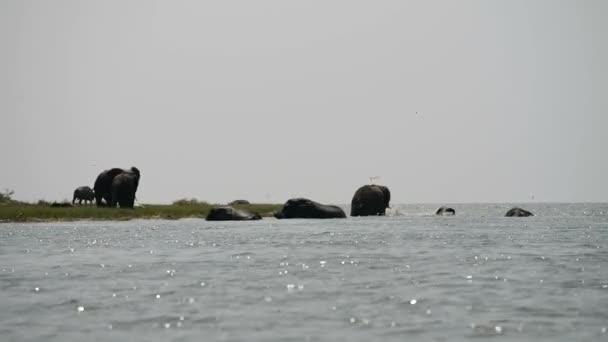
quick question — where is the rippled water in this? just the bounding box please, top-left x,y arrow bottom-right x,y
1,203 -> 607,341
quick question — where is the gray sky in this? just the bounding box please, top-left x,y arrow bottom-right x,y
1,0 -> 606,204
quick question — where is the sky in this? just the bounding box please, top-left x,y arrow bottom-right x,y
1,0 -> 606,204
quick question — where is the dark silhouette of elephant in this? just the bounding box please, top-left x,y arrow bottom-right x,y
274,198 -> 346,219
206,206 -> 261,221
50,202 -> 73,208
505,207 -> 533,217
350,184 -> 391,216
73,186 -> 95,205
94,168 -> 125,206
436,206 -> 455,216
110,168 -> 141,208
228,200 -> 250,205
94,167 -> 140,208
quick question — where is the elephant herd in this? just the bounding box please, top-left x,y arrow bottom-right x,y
71,167 -> 534,218
72,166 -> 141,208
206,184 -> 534,221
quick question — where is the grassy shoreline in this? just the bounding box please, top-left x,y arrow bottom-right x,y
0,203 -> 282,223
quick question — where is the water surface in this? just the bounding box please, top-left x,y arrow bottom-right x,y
1,203 -> 607,341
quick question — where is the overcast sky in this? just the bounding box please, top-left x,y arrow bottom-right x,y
1,0 -> 606,204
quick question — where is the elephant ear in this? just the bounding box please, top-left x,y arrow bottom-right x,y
130,167 -> 141,178
376,185 -> 391,208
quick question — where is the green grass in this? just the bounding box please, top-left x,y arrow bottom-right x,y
0,203 -> 282,223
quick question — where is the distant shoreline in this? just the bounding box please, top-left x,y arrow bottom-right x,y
0,203 -> 282,223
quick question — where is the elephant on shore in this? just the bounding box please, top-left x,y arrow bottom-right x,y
206,206 -> 262,221
436,206 -> 455,216
50,202 -> 73,208
228,200 -> 250,205
73,186 -> 95,205
274,198 -> 346,219
110,168 -> 141,208
505,207 -> 533,217
350,184 -> 391,216
94,167 -> 140,208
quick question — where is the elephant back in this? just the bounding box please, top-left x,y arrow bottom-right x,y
505,207 -> 533,217
94,168 -> 125,192
436,206 -> 455,216
351,184 -> 389,216
206,206 -> 261,221
274,198 -> 346,219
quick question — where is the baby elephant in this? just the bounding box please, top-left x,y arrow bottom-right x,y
73,186 -> 95,205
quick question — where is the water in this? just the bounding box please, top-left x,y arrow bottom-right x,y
1,203 -> 607,341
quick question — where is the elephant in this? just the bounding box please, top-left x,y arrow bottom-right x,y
350,184 -> 391,216
228,199 -> 250,205
436,206 -> 455,216
50,202 -> 73,208
94,168 -> 126,206
505,207 -> 533,217
110,168 -> 141,208
94,167 -> 140,208
273,198 -> 346,219
73,186 -> 95,205
206,206 -> 262,221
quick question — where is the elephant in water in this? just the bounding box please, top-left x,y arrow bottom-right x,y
350,184 -> 391,216
206,206 -> 262,221
73,186 -> 95,205
505,207 -> 533,217
436,206 -> 455,216
274,198 -> 346,219
94,167 -> 140,208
